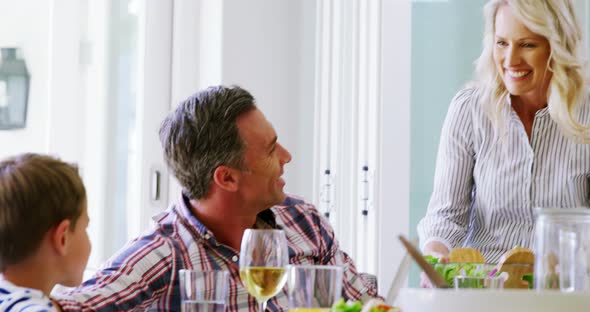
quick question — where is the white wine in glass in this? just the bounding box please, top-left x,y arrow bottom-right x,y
239,229 -> 289,311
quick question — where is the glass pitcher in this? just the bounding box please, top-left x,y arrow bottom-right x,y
534,208 -> 590,292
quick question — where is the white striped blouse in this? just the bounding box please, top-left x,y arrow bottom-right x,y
417,87 -> 590,263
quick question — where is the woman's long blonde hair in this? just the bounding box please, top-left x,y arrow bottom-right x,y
475,0 -> 590,141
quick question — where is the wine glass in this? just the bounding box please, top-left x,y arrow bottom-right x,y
239,229 -> 289,311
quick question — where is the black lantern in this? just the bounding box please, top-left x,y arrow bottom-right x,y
0,48 -> 30,129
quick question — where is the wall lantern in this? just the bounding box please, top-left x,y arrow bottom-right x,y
0,48 -> 30,130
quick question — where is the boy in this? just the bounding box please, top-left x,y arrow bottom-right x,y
0,153 -> 90,311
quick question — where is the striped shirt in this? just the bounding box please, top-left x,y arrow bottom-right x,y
417,87 -> 590,263
0,280 -> 57,312
56,194 -> 377,311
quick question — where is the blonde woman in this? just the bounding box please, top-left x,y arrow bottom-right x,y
418,0 -> 590,268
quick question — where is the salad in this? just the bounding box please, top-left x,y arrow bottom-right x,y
424,255 -> 496,287
521,273 -> 534,289
332,299 -> 400,312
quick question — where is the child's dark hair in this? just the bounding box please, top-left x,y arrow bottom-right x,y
0,153 -> 86,271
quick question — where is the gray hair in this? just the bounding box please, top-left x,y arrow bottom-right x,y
159,85 -> 256,199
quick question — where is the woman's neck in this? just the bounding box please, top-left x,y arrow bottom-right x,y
512,93 -> 547,114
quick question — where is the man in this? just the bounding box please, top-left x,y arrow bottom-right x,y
57,86 -> 378,311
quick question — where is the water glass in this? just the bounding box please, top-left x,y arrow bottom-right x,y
454,276 -> 504,289
179,270 -> 229,312
534,208 -> 590,292
287,265 -> 343,312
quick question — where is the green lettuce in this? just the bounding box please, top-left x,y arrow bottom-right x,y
424,256 -> 494,287
332,299 -> 363,312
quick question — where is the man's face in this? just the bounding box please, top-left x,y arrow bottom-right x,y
235,109 -> 292,211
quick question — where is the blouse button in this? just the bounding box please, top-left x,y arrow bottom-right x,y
232,255 -> 239,262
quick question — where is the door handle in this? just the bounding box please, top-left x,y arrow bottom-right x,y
151,169 -> 161,201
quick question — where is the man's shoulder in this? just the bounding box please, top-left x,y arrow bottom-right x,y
272,194 -> 326,227
274,194 -> 319,214
281,194 -> 309,207
109,205 -> 188,260
150,204 -> 190,236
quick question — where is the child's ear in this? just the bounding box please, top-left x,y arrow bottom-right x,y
51,219 -> 71,256
212,165 -> 240,192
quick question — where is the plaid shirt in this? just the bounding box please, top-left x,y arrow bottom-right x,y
56,194 -> 378,311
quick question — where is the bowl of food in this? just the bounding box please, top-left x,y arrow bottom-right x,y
424,247 -> 535,289
432,262 -> 534,288
426,260 -> 493,287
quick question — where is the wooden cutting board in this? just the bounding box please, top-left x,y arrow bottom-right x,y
448,248 -> 485,263
495,247 -> 535,289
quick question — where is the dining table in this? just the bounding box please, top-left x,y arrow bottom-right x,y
395,288 -> 590,312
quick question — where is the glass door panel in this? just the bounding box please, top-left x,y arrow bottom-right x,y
409,0 -> 487,286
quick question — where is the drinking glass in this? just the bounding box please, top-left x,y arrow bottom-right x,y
453,275 -> 504,289
534,208 -> 590,291
178,270 -> 229,312
287,265 -> 343,312
239,229 -> 289,312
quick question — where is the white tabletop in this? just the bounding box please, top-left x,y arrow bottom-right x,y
395,288 -> 590,312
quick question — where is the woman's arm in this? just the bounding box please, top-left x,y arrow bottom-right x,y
417,88 -> 478,254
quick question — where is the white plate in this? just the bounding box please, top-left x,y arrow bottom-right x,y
395,288 -> 590,312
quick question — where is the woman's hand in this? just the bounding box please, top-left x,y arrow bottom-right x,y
420,241 -> 450,288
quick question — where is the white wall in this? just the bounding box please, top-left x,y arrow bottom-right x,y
221,0 -> 316,200
378,0 -> 411,296
170,0 -> 316,200
0,0 -> 83,163
0,1 -> 51,158
46,0 -> 83,162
